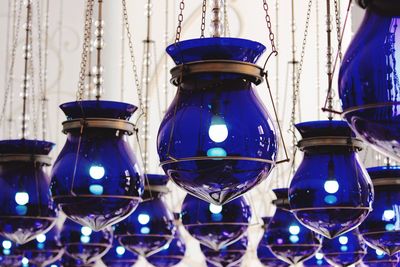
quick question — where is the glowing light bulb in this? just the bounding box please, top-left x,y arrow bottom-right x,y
15,192 -> 29,205
209,203 -> 223,214
375,249 -> 385,256
383,209 -> 395,221
315,252 -> 324,260
324,180 -> 339,194
89,165 -> 105,179
81,226 -> 92,236
208,116 -> 228,143
2,240 -> 11,249
138,213 -> 150,225
289,225 -> 300,235
116,246 -> 125,255
22,257 -> 29,265
36,234 -> 46,243
339,236 -> 348,245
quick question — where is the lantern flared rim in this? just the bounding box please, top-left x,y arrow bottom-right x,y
0,139 -> 54,155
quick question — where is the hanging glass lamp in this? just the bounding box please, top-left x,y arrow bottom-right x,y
146,232 -> 186,267
101,236 -> 138,267
116,174 -> 175,257
339,0 -> 400,161
201,236 -> 247,267
266,188 -> 321,265
302,252 -> 331,267
60,219 -> 112,264
321,229 -> 367,267
359,166 -> 400,256
362,246 -> 399,267
157,37 -> 277,205
51,100 -> 144,231
0,236 -> 23,267
0,140 -> 57,244
288,120 -> 373,238
181,193 -> 251,250
19,225 -> 63,266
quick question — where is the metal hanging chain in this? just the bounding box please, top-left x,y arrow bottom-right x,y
94,0 -> 104,100
121,0 -> 145,119
316,0 -> 321,119
200,0 -> 207,38
262,0 -> 278,68
224,0 -> 231,37
42,0 -> 50,139
163,0 -> 169,113
120,3 -> 126,101
334,0 -> 342,61
326,0 -> 334,120
175,0 -> 185,43
77,0 -> 95,101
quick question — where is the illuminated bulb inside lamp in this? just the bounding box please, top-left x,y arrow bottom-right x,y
15,192 -> 29,205
208,116 -> 228,143
324,180 -> 339,194
209,203 -> 223,214
116,246 -> 125,256
89,165 -> 105,180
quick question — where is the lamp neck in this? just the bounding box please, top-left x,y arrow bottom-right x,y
358,0 -> 400,16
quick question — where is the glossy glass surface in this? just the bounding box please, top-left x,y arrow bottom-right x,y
257,244 -> 289,267
339,7 -> 400,161
181,193 -> 251,250
289,120 -> 373,238
158,37 -> 277,205
266,189 -> 321,265
0,139 -> 57,244
146,234 -> 186,267
359,166 -> 400,256
201,236 -> 247,267
116,174 -> 175,257
0,236 -> 23,267
56,254 -> 96,267
303,252 -> 332,267
60,219 -> 112,264
322,229 -> 367,267
19,225 -> 63,266
51,100 -> 144,231
362,246 -> 399,267
101,237 -> 138,267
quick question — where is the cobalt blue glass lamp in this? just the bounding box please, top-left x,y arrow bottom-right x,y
0,140 -> 57,245
339,0 -> 400,161
146,232 -> 186,267
157,37 -> 278,205
51,100 -> 144,231
116,174 -> 175,257
362,246 -> 399,267
321,229 -> 367,267
101,236 -> 138,267
266,188 -> 321,265
257,242 -> 289,267
359,166 -> 400,256
181,193 -> 251,250
60,219 -> 112,264
302,252 -> 331,267
19,225 -> 63,266
201,236 -> 247,267
288,121 -> 373,238
0,236 -> 23,267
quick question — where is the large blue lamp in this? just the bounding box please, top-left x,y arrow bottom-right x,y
362,246 -> 399,267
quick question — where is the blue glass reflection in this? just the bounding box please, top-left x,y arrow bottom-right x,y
266,189 -> 321,265
146,233 -> 186,267
257,242 -> 289,267
289,120 -> 373,238
0,139 -> 57,245
362,246 -> 399,267
158,37 -> 277,205
201,236 -> 247,267
57,254 -> 96,267
322,229 -> 367,267
102,237 -> 138,267
360,166 -> 400,256
303,252 -> 331,267
51,100 -> 144,231
0,236 -> 23,267
181,194 -> 251,250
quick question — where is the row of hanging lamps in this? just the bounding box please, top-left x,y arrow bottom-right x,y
59,219 -> 112,265
362,246 -> 399,267
288,0 -> 374,239
265,188 -> 321,265
0,0 -> 57,245
146,231 -> 186,267
19,225 -> 63,266
50,0 -> 144,231
201,235 -> 247,267
321,229 -> 367,267
116,174 -> 175,257
181,193 -> 251,251
157,0 -> 286,205
339,0 -> 400,161
101,236 -> 138,267
0,236 -> 23,267
303,252 -> 331,267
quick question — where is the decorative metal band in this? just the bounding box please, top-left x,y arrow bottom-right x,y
0,216 -> 56,220
62,118 -> 135,135
65,242 -> 111,248
145,185 -> 169,194
291,206 -> 371,211
184,222 -> 250,227
160,155 -> 275,166
272,198 -> 290,207
342,101 -> 400,116
297,137 -> 364,150
53,194 -> 142,201
0,154 -> 52,165
170,60 -> 264,86
118,234 -> 175,238
372,178 -> 400,186
362,230 -> 400,235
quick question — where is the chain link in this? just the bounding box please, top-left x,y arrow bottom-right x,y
175,0 -> 185,43
333,0 -> 342,60
200,0 -> 207,38
224,0 -> 230,37
76,0 -> 95,101
262,0 -> 277,54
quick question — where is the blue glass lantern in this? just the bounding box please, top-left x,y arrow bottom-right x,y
289,121 -> 373,238
339,1 -> 400,161
201,236 -> 247,267
0,139 -> 57,244
51,100 -> 144,231
146,232 -> 186,267
363,246 -> 399,267
181,193 -> 251,250
303,252 -> 331,267
0,236 -> 23,267
101,236 -> 138,267
359,166 -> 400,256
157,37 -> 277,205
60,219 -> 112,264
19,225 -> 63,266
322,229 -> 367,267
116,174 -> 175,257
266,188 -> 321,265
